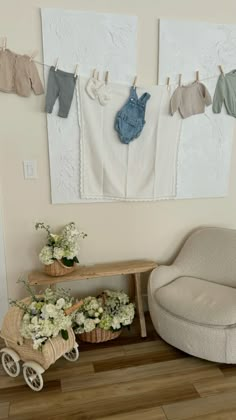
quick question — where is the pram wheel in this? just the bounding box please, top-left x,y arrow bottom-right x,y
23,364 -> 44,391
1,350 -> 20,377
63,345 -> 79,362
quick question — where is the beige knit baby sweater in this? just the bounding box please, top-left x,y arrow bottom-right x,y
170,81 -> 212,119
0,49 -> 44,97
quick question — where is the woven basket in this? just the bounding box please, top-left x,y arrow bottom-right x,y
78,328 -> 122,343
44,260 -> 75,277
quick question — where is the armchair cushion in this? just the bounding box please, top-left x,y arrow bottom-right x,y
155,276 -> 236,327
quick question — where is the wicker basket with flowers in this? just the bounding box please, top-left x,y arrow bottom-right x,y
73,290 -> 135,343
35,222 -> 87,276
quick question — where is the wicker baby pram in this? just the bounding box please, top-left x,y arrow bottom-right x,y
0,297 -> 82,391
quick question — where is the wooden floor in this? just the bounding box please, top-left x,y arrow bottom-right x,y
1,314 -> 236,420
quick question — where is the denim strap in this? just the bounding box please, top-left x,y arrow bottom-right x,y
130,86 -> 138,98
139,92 -> 151,105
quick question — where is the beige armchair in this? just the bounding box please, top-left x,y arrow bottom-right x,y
148,227 -> 236,363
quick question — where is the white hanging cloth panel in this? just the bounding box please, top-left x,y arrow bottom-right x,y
77,77 -> 182,201
154,88 -> 183,198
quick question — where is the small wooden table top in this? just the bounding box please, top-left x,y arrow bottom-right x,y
28,259 -> 158,338
28,260 -> 158,286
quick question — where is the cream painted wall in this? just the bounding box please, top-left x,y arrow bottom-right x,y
1,0 -> 236,300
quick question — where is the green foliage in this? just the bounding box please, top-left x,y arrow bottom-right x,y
60,329 -> 69,340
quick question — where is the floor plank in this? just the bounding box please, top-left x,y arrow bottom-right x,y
10,382 -> 198,419
93,349 -> 187,372
78,346 -> 126,363
93,340 -> 187,372
219,364 -> 236,377
163,390 -> 236,420
0,362 -> 93,390
96,406 -> 167,420
0,402 -> 9,419
193,375 -> 236,397
123,339 -> 180,355
28,407 -> 167,420
185,410 -> 236,420
0,380 -> 61,403
61,357 -> 222,392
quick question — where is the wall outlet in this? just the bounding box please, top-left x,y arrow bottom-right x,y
23,160 -> 38,180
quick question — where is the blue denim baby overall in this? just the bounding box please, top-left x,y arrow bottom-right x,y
115,87 -> 151,144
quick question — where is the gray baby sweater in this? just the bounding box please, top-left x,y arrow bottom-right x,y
170,81 -> 212,119
213,71 -> 236,117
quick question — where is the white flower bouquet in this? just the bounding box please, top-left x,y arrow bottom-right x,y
35,222 -> 87,275
74,290 -> 135,342
10,283 -> 74,350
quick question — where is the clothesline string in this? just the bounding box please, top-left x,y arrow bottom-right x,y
33,59 -> 221,87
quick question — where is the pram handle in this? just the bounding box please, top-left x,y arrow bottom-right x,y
64,299 -> 83,316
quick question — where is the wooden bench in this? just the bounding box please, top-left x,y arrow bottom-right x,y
28,260 -> 158,338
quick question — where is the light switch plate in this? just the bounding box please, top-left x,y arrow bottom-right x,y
23,160 -> 38,179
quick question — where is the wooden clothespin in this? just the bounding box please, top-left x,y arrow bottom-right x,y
96,71 -> 100,80
105,70 -> 109,84
29,50 -> 38,62
55,57 -> 59,71
133,75 -> 137,88
219,65 -> 224,76
196,70 -> 199,82
92,68 -> 96,78
74,64 -> 79,78
166,76 -> 170,89
178,74 -> 182,87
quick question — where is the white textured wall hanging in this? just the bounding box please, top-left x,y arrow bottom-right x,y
159,19 -> 235,199
41,8 -> 137,203
78,78 -> 181,200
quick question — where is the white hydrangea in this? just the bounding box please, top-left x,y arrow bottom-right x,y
53,247 -> 65,260
84,318 -> 96,333
75,325 -> 85,334
118,304 -> 135,326
73,290 -> 135,336
76,312 -> 85,325
33,337 -> 46,350
14,286 -> 74,351
31,316 -> 39,325
39,246 -> 54,265
36,222 -> 86,268
56,298 -> 66,310
111,316 -> 121,330
41,303 -> 58,319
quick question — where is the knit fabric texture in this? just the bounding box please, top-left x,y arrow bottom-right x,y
0,49 -> 44,97
170,81 -> 212,119
213,70 -> 236,117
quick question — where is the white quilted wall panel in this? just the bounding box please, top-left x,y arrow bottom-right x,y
159,19 -> 236,199
41,8 -> 137,203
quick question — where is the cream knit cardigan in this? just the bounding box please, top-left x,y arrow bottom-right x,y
0,49 -> 44,97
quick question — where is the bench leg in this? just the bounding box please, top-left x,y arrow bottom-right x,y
134,273 -> 147,338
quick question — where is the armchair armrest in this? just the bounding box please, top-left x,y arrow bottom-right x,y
148,265 -> 182,295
